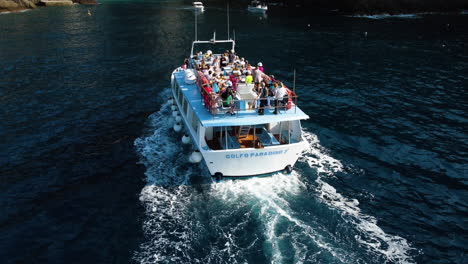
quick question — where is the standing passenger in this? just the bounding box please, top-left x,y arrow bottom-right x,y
229,49 -> 236,63
257,83 -> 268,115
273,83 -> 287,114
257,62 -> 264,72
253,67 -> 263,92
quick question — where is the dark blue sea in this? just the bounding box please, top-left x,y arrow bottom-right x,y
1,1 -> 467,263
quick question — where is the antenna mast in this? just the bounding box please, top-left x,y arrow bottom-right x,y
227,2 -> 230,39
195,10 -> 198,41
293,69 -> 297,113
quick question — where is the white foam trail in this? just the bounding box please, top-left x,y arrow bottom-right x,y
300,130 -> 415,263
212,174 -> 350,263
136,185 -> 195,263
134,91 -> 414,263
0,9 -> 31,15
134,91 -> 195,186
134,91 -> 202,263
350,13 -> 421,19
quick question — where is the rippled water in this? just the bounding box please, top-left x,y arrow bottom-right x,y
1,1 -> 467,263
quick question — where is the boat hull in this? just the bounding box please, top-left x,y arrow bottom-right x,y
247,7 -> 267,13
201,141 -> 307,177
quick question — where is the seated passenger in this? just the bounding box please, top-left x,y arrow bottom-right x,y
212,81 -> 219,93
229,73 -> 239,91
213,56 -> 220,68
205,50 -> 212,58
245,72 -> 253,84
210,93 -> 220,115
221,87 -> 235,115
239,58 -> 246,68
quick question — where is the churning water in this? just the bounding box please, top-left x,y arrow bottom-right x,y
133,92 -> 416,264
1,1 -> 466,263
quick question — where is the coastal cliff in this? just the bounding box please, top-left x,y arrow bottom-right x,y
271,0 -> 468,14
0,0 -> 38,12
0,0 -> 96,13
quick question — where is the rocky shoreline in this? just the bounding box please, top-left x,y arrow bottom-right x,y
0,0 -> 96,13
2,0 -> 467,15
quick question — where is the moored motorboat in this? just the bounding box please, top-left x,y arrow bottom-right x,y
192,2 -> 204,12
247,1 -> 268,13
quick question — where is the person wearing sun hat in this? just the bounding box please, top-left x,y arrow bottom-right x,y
245,71 -> 253,84
257,62 -> 264,72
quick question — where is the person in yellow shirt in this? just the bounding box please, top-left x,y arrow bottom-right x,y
245,71 -> 253,84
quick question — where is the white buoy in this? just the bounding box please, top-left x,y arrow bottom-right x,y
168,97 -> 174,104
173,122 -> 182,132
364,31 -> 368,37
182,134 -> 191,144
189,150 -> 202,163
171,104 -> 177,111
175,114 -> 182,122
172,110 -> 179,117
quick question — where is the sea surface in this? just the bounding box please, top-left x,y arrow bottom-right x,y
1,1 -> 467,263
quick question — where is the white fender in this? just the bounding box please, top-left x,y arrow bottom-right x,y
173,122 -> 182,132
172,110 -> 179,117
171,104 -> 177,111
189,150 -> 202,163
182,134 -> 191,144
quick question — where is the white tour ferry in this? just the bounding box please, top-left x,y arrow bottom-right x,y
170,37 -> 309,180
247,1 -> 268,13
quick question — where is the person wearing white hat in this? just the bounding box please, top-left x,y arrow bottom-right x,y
257,62 -> 264,72
239,57 -> 246,68
229,49 -> 236,63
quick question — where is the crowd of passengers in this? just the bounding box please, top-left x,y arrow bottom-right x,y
182,49 -> 290,116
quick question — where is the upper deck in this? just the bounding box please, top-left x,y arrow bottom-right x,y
172,70 -> 309,127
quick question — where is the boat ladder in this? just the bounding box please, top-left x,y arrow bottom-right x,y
238,126 -> 251,138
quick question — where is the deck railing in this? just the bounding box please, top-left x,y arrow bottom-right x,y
191,64 -> 299,117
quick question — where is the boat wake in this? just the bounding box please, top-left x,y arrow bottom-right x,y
300,131 -> 416,263
350,13 -> 422,19
133,95 -> 415,263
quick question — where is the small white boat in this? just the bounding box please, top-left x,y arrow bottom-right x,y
192,2 -> 204,12
169,37 -> 309,180
247,1 -> 268,13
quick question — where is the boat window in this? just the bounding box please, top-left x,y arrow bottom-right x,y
183,97 -> 189,116
191,112 -> 198,133
174,82 -> 180,101
177,85 -> 183,105
181,96 -> 185,113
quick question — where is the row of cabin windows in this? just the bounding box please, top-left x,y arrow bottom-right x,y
174,81 -> 199,134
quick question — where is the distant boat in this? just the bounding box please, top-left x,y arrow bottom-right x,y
192,2 -> 204,12
247,1 -> 268,13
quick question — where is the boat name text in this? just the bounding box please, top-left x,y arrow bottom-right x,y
226,150 -> 288,159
